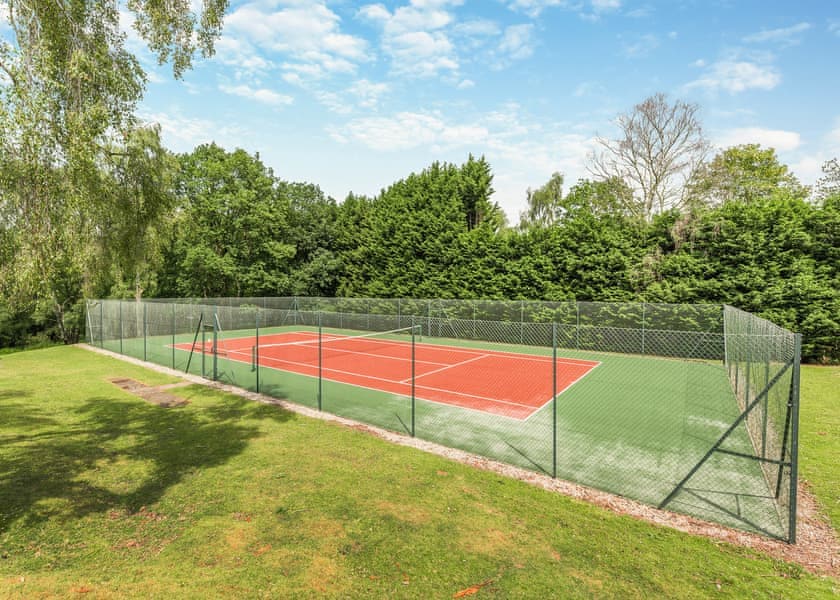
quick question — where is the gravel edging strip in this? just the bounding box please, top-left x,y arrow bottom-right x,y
78,343 -> 839,577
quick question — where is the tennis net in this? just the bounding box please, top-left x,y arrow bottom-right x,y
251,326 -> 420,370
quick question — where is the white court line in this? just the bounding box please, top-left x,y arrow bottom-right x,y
173,342 -> 599,421
209,330 -> 600,368
399,353 -> 489,383
194,337 -> 453,368
255,339 -> 454,368
258,354 -> 409,387
239,351 -> 538,409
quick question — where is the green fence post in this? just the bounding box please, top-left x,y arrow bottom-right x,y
212,307 -> 218,381
762,343 -> 770,457
201,315 -> 206,378
552,322 -> 557,479
788,333 -> 802,544
99,301 -> 104,348
411,324 -> 416,437
427,300 -> 431,338
119,300 -> 123,355
575,303 -> 580,350
255,310 -> 260,394
745,320 -> 752,407
641,302 -> 646,355
317,312 -> 322,411
171,303 -> 176,369
143,302 -> 147,362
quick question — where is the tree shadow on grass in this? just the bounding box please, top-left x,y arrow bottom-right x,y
0,390 -> 60,434
0,389 -> 294,535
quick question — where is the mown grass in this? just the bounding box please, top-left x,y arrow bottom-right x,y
799,365 -> 840,530
0,346 -> 836,598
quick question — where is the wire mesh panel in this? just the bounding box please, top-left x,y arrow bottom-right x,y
414,322 -> 557,476
319,324 -> 416,434
254,307 -> 320,409
86,296 -> 801,542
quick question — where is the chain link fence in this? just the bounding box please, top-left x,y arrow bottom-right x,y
87,297 -> 801,542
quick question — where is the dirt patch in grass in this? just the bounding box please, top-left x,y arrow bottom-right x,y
87,345 -> 840,577
375,501 -> 431,525
109,378 -> 191,408
458,527 -> 515,556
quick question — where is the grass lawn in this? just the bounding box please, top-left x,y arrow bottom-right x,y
799,365 -> 840,530
0,345 -> 836,598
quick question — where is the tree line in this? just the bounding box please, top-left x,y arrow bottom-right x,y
2,137 -> 838,362
0,4 -> 836,362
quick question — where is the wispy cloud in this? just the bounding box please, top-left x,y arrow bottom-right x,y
505,0 -> 620,19
829,20 -> 840,36
213,37 -> 273,73
573,81 -> 605,97
498,24 -> 535,62
281,73 -> 389,114
219,83 -> 294,107
621,33 -> 660,58
347,79 -> 390,110
716,127 -> 801,152
141,110 -> 247,152
743,22 -> 811,47
685,58 -> 780,94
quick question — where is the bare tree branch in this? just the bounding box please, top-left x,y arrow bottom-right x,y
588,93 -> 710,221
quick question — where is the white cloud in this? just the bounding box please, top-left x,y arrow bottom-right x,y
621,33 -> 659,58
214,37 -> 272,72
592,0 -> 621,12
281,74 -> 389,114
330,104 -> 597,218
625,5 -> 653,18
335,112 -> 448,150
225,2 -> 369,80
830,20 -> 840,36
0,7 -> 11,34
685,59 -> 780,94
358,1 -> 461,78
743,22 -> 811,47
219,83 -> 294,107
784,118 -> 840,189
789,155 -> 825,185
141,111 -> 247,152
505,0 -> 568,18
506,0 -> 619,18
499,24 -> 535,61
454,19 -> 501,38
348,79 -> 390,109
716,127 -> 801,152
457,79 -> 475,89
573,81 -> 605,97
828,118 -> 840,145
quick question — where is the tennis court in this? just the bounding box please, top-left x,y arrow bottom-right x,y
89,297 -> 801,543
175,330 -> 599,420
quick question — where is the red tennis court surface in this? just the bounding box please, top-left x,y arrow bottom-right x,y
176,331 -> 599,420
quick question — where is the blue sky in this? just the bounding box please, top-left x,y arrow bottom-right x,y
10,1 -> 840,218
